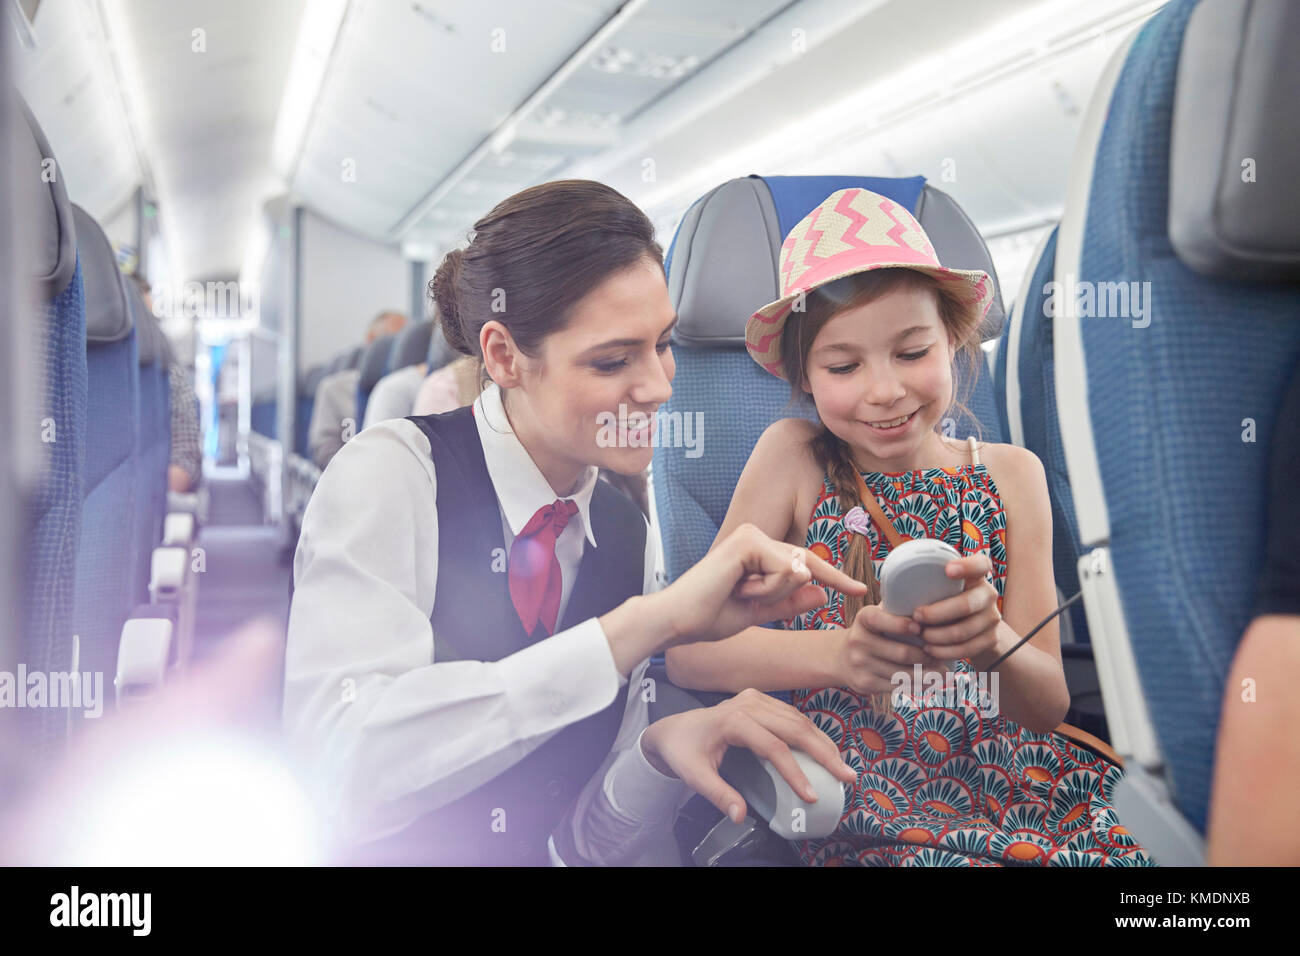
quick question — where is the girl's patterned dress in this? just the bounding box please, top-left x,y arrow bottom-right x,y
787,438 -> 1154,866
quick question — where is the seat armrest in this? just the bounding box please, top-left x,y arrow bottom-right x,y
640,664 -> 847,864
719,747 -> 845,840
162,512 -> 196,547
115,607 -> 177,706
150,546 -> 189,601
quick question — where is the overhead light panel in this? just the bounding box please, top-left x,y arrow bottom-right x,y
270,0 -> 350,185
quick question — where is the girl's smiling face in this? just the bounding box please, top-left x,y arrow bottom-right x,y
801,283 -> 956,473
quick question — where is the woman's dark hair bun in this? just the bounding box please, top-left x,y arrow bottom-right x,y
426,180 -> 663,365
430,247 -> 472,356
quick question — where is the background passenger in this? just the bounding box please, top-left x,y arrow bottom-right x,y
132,273 -> 201,492
308,310 -> 408,469
411,353 -> 482,417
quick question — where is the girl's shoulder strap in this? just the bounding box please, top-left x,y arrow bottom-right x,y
851,469 -> 906,549
967,435 -> 982,466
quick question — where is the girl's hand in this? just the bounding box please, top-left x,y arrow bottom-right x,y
913,553 -> 1002,661
838,606 -> 946,695
640,688 -> 857,823
657,523 -> 868,646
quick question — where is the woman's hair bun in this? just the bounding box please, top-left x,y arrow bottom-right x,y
426,181 -> 663,364
431,247 -> 472,356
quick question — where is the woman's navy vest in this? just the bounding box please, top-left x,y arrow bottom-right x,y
349,405 -> 644,865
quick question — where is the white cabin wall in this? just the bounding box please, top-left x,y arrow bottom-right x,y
297,210 -> 408,374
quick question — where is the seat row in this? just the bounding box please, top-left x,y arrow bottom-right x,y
15,98 -> 201,757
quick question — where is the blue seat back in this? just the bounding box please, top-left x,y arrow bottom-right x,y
72,204 -> 140,689
250,396 -> 277,439
296,365 -> 325,457
653,175 -> 1005,584
994,227 -> 1091,647
15,99 -> 87,752
128,283 -> 169,603
1061,0 -> 1300,833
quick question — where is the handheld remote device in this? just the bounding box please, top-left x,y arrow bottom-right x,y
878,538 -> 965,647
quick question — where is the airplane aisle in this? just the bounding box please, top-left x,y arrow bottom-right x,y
191,476 -> 291,680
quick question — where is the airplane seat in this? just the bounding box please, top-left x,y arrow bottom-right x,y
13,97 -> 87,754
127,284 -> 171,604
295,365 -> 326,459
345,344 -> 364,369
993,226 -> 1107,740
649,173 -> 1007,864
124,281 -> 198,671
70,204 -> 142,708
992,324 -> 1011,442
250,390 -> 277,438
654,174 -> 1006,584
355,332 -> 396,427
389,319 -> 433,372
427,320 -> 458,373
323,352 -> 346,376
286,365 -> 328,533
1053,0 -> 1300,864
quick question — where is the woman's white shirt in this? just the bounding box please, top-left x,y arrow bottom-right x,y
283,383 -> 688,864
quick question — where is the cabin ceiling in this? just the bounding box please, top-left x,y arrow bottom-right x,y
15,0 -> 1161,286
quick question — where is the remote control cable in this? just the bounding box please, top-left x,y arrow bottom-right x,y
987,590 -> 1083,671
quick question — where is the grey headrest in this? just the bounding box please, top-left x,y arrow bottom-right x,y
14,98 -> 77,299
668,177 -> 1005,349
359,334 -> 396,393
668,177 -> 780,349
1170,0 -> 1300,280
300,365 -> 326,396
428,320 -> 458,371
346,345 -> 364,369
392,320 -> 433,370
915,186 -> 1006,341
126,281 -> 163,365
72,204 -> 134,345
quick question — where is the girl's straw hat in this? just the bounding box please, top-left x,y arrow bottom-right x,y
745,188 -> 994,381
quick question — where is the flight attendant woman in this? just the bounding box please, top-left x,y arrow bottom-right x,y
284,180 -> 860,866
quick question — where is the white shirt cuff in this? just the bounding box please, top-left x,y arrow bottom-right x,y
495,617 -> 621,729
601,727 -> 688,823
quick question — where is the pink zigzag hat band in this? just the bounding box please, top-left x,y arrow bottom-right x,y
745,187 -> 994,382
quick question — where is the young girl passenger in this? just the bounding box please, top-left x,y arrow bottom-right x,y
667,188 -> 1153,866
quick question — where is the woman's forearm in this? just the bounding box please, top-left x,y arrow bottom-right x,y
600,593 -> 680,677
970,621 -> 1071,732
665,626 -> 840,693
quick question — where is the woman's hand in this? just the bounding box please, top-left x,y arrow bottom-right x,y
640,688 -> 857,824
913,553 -> 1002,662
836,606 -> 945,695
654,523 -> 868,646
